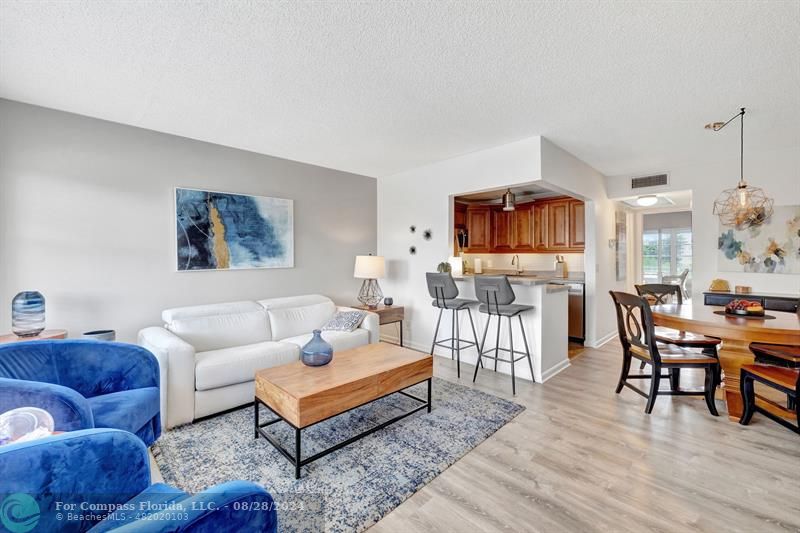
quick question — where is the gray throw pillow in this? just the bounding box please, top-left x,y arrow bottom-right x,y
322,311 -> 366,332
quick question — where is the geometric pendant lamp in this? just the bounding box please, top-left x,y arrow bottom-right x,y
709,107 -> 774,229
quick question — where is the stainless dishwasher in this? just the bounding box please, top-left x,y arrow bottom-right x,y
553,281 -> 585,342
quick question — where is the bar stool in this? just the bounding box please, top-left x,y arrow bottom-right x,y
426,272 -> 481,378
472,275 -> 535,394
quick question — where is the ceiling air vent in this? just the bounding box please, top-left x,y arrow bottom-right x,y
631,173 -> 669,189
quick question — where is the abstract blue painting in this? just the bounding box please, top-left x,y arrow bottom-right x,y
175,188 -> 294,271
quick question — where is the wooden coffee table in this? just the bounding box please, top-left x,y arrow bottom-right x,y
254,343 -> 433,478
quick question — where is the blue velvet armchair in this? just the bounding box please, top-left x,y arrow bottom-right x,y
0,340 -> 161,446
0,428 -> 277,532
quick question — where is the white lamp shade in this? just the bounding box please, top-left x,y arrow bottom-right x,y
354,255 -> 385,279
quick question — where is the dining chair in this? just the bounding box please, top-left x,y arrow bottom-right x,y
662,268 -> 690,299
609,291 -> 720,415
748,299 -> 800,411
635,284 -> 722,381
739,364 -> 799,434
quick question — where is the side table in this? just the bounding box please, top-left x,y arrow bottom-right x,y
354,305 -> 405,347
0,329 -> 68,344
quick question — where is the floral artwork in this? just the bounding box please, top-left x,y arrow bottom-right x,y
717,205 -> 800,274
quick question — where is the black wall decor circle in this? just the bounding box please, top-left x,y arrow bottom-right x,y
409,246 -> 417,255
423,229 -> 432,240
409,225 -> 416,233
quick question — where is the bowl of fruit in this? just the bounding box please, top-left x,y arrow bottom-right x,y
725,299 -> 765,317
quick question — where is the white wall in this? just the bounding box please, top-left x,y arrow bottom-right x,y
378,136 -> 618,349
0,100 -> 377,342
606,145 -> 800,298
539,138 -> 624,345
378,137 -> 542,351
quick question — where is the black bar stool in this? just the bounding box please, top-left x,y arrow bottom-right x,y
472,275 -> 535,394
426,272 -> 480,378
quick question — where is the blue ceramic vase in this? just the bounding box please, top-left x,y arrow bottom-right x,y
301,330 -> 333,366
12,291 -> 46,337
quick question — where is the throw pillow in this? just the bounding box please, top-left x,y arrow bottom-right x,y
322,311 -> 366,332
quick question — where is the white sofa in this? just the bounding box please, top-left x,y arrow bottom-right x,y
138,294 -> 379,429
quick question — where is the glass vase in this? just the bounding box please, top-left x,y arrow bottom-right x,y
301,330 -> 333,366
12,291 -> 46,337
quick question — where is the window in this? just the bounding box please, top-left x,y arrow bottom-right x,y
642,227 -> 691,285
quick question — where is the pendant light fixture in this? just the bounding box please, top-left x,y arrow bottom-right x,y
709,107 -> 774,229
501,188 -> 516,211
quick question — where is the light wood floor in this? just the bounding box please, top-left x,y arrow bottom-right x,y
371,340 -> 800,533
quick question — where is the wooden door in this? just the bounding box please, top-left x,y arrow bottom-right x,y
532,203 -> 547,251
569,200 -> 585,248
465,207 -> 491,252
512,204 -> 534,251
547,199 -> 570,249
492,208 -> 514,252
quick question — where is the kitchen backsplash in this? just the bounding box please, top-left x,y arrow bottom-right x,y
463,252 -> 584,272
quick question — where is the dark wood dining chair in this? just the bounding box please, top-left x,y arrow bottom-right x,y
634,284 -> 721,379
748,298 -> 799,368
609,291 -> 720,415
739,364 -> 799,434
747,299 -> 800,410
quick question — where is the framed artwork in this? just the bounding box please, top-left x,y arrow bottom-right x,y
717,204 -> 800,274
615,210 -> 627,281
175,188 -> 294,271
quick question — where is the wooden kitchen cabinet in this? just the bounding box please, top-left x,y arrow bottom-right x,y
464,206 -> 491,252
491,208 -> 514,251
509,204 -> 534,251
454,202 -> 467,229
569,200 -> 585,248
532,203 -> 547,251
547,199 -> 571,249
456,197 -> 584,254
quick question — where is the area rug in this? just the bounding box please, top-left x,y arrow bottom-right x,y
153,377 -> 524,532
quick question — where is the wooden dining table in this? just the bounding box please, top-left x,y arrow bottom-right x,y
651,303 -> 800,421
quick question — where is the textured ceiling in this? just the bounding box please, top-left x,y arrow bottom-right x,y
1,1 -> 798,178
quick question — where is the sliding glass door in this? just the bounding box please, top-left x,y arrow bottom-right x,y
642,227 -> 692,285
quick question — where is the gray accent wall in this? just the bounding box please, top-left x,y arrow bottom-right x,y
0,99 -> 377,341
643,211 -> 692,231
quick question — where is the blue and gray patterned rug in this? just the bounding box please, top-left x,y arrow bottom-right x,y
153,377 -> 524,532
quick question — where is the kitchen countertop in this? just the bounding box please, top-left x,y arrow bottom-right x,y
452,271 -> 585,287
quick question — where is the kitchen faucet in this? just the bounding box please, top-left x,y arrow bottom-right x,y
511,254 -> 523,274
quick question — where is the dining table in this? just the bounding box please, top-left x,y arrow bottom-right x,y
651,302 -> 800,422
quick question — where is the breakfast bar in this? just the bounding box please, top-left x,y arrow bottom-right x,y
449,273 -> 571,383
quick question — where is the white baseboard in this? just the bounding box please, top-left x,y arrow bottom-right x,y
379,334 -> 429,353
586,330 -> 617,349
384,333 -> 570,385
540,358 -> 571,383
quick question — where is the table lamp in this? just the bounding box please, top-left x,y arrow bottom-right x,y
354,255 -> 385,308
